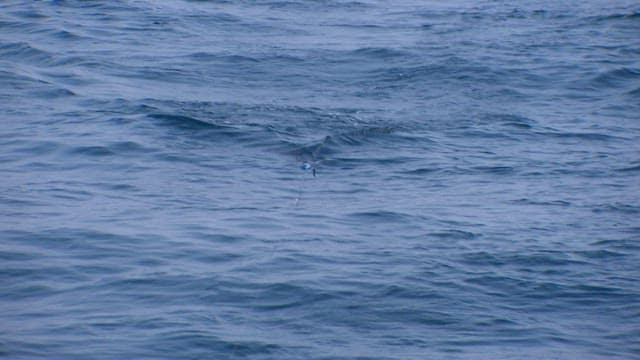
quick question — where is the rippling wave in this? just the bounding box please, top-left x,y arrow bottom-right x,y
1,0 -> 639,359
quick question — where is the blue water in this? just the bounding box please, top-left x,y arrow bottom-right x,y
1,0 -> 639,358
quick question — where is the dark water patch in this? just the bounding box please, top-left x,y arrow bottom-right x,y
0,18 -> 29,32
185,51 -> 305,66
1,69 -> 77,98
364,60 -> 544,90
505,251 -> 583,268
511,199 -> 571,207
591,67 -> 640,88
199,279 -> 324,309
80,181 -> 133,194
365,63 -> 457,85
481,113 -> 538,130
374,284 -> 448,306
462,275 -> 634,309
554,284 -> 636,306
462,274 -> 530,298
462,251 -> 580,269
43,0 -> 131,11
446,127 -> 519,141
65,145 -> 115,157
323,0 -> 371,11
8,8 -> 49,19
283,135 -> 333,162
0,249 -> 40,262
40,187 -> 93,202
0,70 -> 40,91
189,11 -> 242,24
428,230 -> 478,241
588,11 -> 640,23
534,131 -> 618,142
259,0 -> 370,11
109,141 -> 153,154
250,282 -> 335,312
3,140 -> 61,158
0,283 -> 58,301
190,251 -> 243,265
3,229 -> 153,260
627,86 -> 640,97
402,167 -> 441,176
377,307 -> 460,327
188,232 -> 245,244
346,210 -> 413,224
62,141 -> 153,161
591,238 -> 640,250
574,249 -> 626,260
257,105 -> 368,141
187,52 -> 259,63
150,331 -> 281,358
471,165 -> 515,175
350,47 -> 412,60
113,64 -> 205,84
30,86 -> 76,98
50,29 -> 84,41
322,155 -> 414,170
148,113 -> 239,132
501,121 -> 533,130
281,126 -> 400,171
0,197 -> 46,212
592,203 -> 640,214
100,274 -> 200,300
331,126 -> 395,145
85,97 -> 160,117
1,263 -> 88,290
616,162 -> 640,172
0,41 -> 53,65
152,152 -> 210,165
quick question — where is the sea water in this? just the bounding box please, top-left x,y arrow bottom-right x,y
1,1 -> 639,358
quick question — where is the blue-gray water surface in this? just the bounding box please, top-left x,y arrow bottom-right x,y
1,1 -> 639,359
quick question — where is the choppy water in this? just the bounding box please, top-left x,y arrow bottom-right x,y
1,0 -> 639,359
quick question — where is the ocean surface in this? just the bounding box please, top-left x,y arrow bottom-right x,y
1,0 -> 639,359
